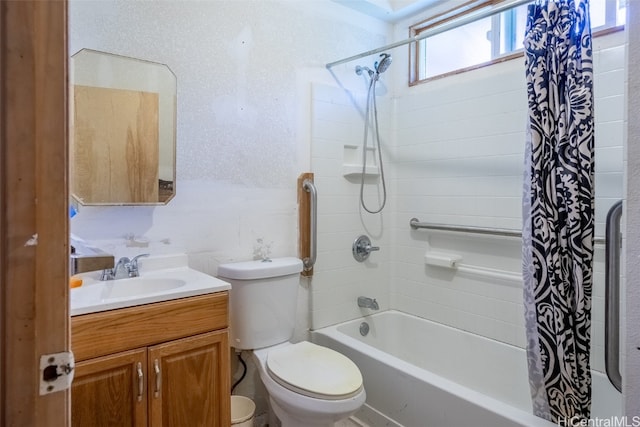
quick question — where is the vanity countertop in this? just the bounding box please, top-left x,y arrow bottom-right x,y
70,254 -> 230,316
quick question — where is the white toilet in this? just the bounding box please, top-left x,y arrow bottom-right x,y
218,257 -> 366,427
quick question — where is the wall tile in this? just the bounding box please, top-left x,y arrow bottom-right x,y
306,32 -> 622,373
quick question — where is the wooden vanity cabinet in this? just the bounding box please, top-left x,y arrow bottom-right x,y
72,348 -> 148,427
71,292 -> 231,427
148,331 -> 228,426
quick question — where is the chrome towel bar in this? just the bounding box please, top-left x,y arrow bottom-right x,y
410,218 -> 521,238
409,218 -> 606,245
411,211 -> 621,391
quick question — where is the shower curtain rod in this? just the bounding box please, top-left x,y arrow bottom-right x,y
326,0 -> 532,69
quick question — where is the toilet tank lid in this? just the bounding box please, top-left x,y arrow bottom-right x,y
217,257 -> 303,280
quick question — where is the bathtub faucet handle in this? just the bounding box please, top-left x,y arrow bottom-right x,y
352,235 -> 380,262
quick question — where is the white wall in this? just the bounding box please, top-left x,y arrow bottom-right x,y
69,0 -> 388,268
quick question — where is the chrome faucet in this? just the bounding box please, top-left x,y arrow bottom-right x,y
357,296 -> 379,310
101,253 -> 150,281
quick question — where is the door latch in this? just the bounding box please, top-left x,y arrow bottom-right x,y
39,351 -> 75,395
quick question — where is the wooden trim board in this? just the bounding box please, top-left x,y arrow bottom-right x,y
1,1 -> 70,425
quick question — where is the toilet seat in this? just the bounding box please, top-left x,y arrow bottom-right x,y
266,341 -> 363,400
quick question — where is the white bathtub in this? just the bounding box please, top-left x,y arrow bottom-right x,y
312,310 -> 622,427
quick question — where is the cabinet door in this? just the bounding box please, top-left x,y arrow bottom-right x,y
72,348 -> 148,427
148,330 -> 230,427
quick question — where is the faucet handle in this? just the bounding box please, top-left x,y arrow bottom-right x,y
353,235 -> 380,262
128,253 -> 150,277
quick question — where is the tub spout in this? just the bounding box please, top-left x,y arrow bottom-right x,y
358,296 -> 379,310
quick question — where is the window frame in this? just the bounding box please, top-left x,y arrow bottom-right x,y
409,0 -> 624,86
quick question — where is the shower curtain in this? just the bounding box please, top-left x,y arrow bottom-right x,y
522,0 -> 594,423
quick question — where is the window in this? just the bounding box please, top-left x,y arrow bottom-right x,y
410,0 -> 626,84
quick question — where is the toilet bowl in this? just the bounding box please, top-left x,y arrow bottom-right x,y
217,257 -> 366,427
252,341 -> 365,427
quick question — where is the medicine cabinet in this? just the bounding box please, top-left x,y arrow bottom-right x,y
70,49 -> 176,205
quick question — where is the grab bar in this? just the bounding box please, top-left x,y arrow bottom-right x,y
409,218 -> 606,245
410,218 -> 521,238
302,179 -> 317,271
605,199 -> 623,392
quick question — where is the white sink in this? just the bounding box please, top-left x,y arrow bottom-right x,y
70,254 -> 231,316
102,278 -> 187,299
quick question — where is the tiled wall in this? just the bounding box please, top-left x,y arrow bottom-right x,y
311,31 -> 625,376
309,82 -> 393,329
390,31 -> 625,374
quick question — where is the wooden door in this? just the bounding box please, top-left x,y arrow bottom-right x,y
1,1 -> 69,426
148,331 -> 230,427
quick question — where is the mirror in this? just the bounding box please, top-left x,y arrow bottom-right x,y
70,49 -> 176,205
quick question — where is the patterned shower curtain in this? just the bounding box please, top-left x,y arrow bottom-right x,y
522,0 -> 594,423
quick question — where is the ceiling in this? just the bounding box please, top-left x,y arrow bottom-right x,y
331,0 -> 446,22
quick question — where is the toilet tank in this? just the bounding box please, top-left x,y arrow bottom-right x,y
217,257 -> 303,350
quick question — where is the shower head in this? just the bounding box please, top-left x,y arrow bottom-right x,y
375,53 -> 392,75
356,54 -> 391,82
